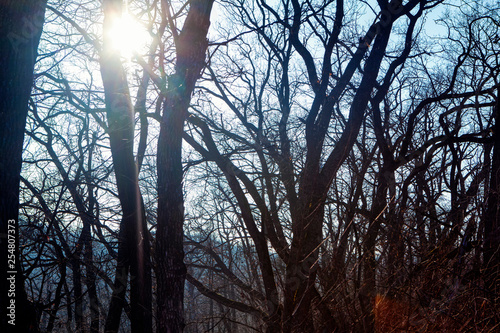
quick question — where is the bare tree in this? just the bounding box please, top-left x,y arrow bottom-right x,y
12,0 -> 500,332
100,1 -> 152,332
182,0 -> 446,331
0,1 -> 47,332
177,0 -> 500,331
155,0 -> 214,331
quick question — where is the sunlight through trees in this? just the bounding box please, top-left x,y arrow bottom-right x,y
1,0 -> 499,332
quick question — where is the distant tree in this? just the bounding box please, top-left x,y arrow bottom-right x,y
23,106 -> 103,332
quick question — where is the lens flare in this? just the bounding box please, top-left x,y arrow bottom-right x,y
106,12 -> 149,59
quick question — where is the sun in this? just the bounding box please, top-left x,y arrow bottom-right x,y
106,11 -> 149,59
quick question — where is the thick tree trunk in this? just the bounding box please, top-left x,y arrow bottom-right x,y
156,1 -> 213,331
0,1 -> 47,332
283,201 -> 325,333
282,18 -> 395,333
484,89 -> 500,299
100,1 -> 152,332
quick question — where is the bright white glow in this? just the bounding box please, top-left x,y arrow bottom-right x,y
106,12 -> 149,59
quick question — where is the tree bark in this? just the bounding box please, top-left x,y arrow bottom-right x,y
484,88 -> 500,299
100,1 -> 152,332
282,5 -> 396,330
156,1 -> 213,331
0,1 -> 47,332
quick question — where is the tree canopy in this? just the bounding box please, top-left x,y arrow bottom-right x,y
1,0 -> 499,332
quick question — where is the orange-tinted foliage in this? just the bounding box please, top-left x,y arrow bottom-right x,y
374,295 -> 459,333
375,295 -> 412,332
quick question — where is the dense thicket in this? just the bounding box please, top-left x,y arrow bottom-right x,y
10,0 -> 500,332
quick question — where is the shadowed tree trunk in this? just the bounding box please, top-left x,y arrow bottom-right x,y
156,0 -> 214,331
484,88 -> 500,299
0,1 -> 47,332
282,2 -> 400,332
100,1 -> 152,332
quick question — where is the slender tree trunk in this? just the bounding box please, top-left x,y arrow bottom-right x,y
72,257 -> 84,332
0,1 -> 47,332
84,222 -> 100,333
100,1 -> 152,332
359,163 -> 395,332
46,260 -> 66,332
156,1 -> 213,331
84,144 -> 100,333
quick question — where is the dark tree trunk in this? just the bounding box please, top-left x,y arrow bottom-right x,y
104,227 -> 130,333
71,257 -> 84,332
85,225 -> 100,333
282,9 -> 395,331
100,1 -> 152,332
0,1 -> 47,332
156,1 -> 213,331
283,200 -> 325,333
484,89 -> 500,298
83,144 -> 100,333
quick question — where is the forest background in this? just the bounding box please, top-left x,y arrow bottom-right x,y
0,0 -> 499,332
